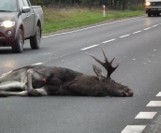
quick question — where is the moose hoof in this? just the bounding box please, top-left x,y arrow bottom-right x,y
28,90 -> 42,97
128,90 -> 134,97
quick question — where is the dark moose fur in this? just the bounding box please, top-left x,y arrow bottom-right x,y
0,50 -> 133,97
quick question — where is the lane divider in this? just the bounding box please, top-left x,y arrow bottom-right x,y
152,24 -> 158,28
143,27 -> 151,31
102,38 -> 116,44
81,44 -> 99,51
81,23 -> 160,51
132,30 -> 142,34
31,62 -> 44,65
135,112 -> 157,119
146,101 -> 161,107
122,91 -> 161,133
156,92 -> 161,97
121,125 -> 146,133
119,34 -> 131,38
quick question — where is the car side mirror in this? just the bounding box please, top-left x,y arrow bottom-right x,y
22,6 -> 31,13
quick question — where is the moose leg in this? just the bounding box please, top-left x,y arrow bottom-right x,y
0,81 -> 26,91
26,69 -> 34,92
0,90 -> 28,97
0,88 -> 48,97
0,69 -> 47,97
26,70 -> 42,96
26,69 -> 47,96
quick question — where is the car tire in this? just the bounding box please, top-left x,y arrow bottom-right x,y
148,13 -> 151,17
30,25 -> 41,49
12,29 -> 24,53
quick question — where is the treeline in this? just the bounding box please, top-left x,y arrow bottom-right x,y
30,0 -> 145,10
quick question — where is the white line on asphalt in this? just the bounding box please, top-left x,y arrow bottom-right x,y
31,62 -> 44,66
135,112 -> 157,119
102,38 -> 116,44
42,52 -> 52,55
119,34 -> 130,38
143,27 -> 151,31
81,44 -> 98,51
156,92 -> 161,97
132,30 -> 142,34
121,125 -> 146,133
152,24 -> 158,28
146,101 -> 161,107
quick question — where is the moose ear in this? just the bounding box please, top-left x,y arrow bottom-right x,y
92,65 -> 105,80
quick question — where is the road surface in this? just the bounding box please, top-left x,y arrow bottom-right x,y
0,16 -> 161,133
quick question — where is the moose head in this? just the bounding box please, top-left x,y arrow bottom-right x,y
88,49 -> 133,97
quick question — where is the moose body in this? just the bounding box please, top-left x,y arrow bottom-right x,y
0,50 -> 133,97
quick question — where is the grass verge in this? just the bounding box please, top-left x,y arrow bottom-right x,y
43,7 -> 144,33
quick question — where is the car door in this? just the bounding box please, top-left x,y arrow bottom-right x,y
20,0 -> 35,38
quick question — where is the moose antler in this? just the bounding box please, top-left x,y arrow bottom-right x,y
88,49 -> 119,78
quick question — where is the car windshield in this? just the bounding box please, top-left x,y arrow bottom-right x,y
0,0 -> 17,12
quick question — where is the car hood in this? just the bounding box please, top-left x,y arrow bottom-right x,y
0,12 -> 18,21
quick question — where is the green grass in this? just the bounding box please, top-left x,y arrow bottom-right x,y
43,7 -> 144,33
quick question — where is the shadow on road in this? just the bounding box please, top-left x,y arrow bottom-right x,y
0,48 -> 37,54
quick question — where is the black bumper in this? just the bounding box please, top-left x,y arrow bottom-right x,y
146,7 -> 161,14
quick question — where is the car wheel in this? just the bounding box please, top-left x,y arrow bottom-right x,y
30,25 -> 41,49
12,29 -> 24,53
148,13 -> 151,17
157,13 -> 160,16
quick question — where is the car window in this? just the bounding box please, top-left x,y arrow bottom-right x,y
0,0 -> 17,12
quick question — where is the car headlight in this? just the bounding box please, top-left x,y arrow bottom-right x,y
145,2 -> 151,6
0,21 -> 15,28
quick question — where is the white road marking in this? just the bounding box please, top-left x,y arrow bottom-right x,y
119,34 -> 130,38
152,24 -> 158,28
121,125 -> 146,133
122,91 -> 161,132
153,49 -> 157,52
77,21 -> 158,51
135,112 -> 157,119
146,101 -> 161,107
143,27 -> 151,31
133,30 -> 142,34
81,44 -> 98,51
31,62 -> 44,66
156,92 -> 161,97
102,38 -> 116,44
42,52 -> 52,55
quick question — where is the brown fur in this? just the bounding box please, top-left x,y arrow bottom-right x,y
0,50 -> 133,97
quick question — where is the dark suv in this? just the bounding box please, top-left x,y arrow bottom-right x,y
0,0 -> 44,53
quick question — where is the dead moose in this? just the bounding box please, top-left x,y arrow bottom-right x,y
0,50 -> 133,97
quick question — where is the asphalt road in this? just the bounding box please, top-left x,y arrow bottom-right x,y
0,16 -> 161,133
